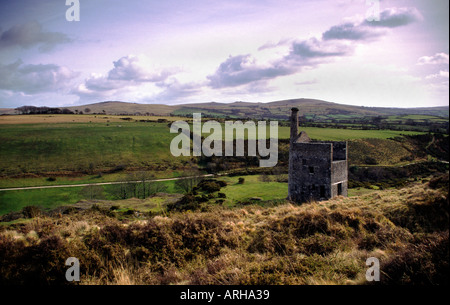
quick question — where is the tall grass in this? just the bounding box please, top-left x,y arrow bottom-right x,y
0,175 -> 447,285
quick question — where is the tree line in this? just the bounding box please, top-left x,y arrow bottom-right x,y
15,106 -> 75,115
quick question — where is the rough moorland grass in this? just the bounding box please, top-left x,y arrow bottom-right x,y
0,176 -> 447,285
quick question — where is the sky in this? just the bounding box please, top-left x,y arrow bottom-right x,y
0,0 -> 448,109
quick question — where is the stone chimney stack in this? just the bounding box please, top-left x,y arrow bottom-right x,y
290,107 -> 299,143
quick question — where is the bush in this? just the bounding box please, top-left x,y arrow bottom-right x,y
238,177 -> 245,184
364,156 -> 378,165
196,179 -> 226,193
167,194 -> 200,212
218,193 -> 226,198
22,206 -> 42,218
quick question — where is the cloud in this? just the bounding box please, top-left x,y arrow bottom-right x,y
0,21 -> 71,52
108,55 -> 175,82
0,60 -> 79,94
207,54 -> 294,88
75,54 -> 178,99
208,6 -> 424,91
208,35 -> 355,90
364,7 -> 423,28
418,53 -> 449,65
84,73 -> 123,91
257,38 -> 292,51
322,22 -> 385,41
324,7 -> 422,41
289,37 -> 353,59
425,70 -> 449,80
151,78 -> 203,103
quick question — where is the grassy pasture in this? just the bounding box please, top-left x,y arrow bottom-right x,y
386,114 -> 448,122
0,175 -> 290,215
199,123 -> 425,141
0,120 -> 191,176
0,115 -> 427,178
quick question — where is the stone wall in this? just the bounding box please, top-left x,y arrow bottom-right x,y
287,108 -> 348,203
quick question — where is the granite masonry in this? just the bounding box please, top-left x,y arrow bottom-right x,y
288,107 -> 348,203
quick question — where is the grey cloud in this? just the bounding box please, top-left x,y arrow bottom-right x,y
0,60 -> 79,94
0,21 -> 71,52
364,7 -> 423,28
324,7 -> 422,41
152,79 -> 203,103
322,22 -> 384,41
257,38 -> 291,51
84,77 -> 123,92
208,37 -> 353,89
207,54 -> 294,88
289,38 -> 353,59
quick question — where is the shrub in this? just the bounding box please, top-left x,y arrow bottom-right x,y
167,194 -> 200,212
197,180 -> 222,193
364,156 -> 378,165
22,206 -> 42,218
238,177 -> 245,184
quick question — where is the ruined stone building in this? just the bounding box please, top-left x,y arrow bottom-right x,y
288,107 -> 348,203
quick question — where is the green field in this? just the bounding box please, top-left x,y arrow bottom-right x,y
0,173 -> 384,216
0,121 -> 192,176
0,175 -> 290,215
0,179 -> 179,215
0,115 -> 438,216
0,119 -> 426,177
199,123 -> 425,141
277,126 -> 425,141
386,114 -> 448,122
0,187 -> 84,215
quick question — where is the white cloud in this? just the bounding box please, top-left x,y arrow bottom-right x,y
108,55 -> 175,82
418,53 -> 449,65
74,54 -> 179,101
425,70 -> 449,79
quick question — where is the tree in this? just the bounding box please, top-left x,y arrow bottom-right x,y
80,184 -> 105,200
111,171 -> 168,200
175,169 -> 203,193
84,108 -> 91,113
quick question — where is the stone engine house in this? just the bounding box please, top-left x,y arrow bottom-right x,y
288,107 -> 348,203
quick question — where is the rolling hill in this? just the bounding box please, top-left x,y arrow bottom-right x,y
1,98 -> 448,119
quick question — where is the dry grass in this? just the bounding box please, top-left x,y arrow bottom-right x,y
0,175 -> 448,285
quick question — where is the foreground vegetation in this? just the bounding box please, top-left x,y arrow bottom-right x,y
0,173 -> 448,285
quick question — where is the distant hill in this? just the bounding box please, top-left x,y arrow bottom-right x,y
1,98 -> 448,119
68,101 -> 175,116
